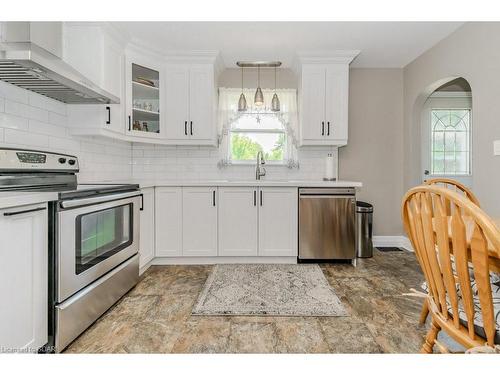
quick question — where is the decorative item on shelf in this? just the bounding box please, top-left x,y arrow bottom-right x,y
142,122 -> 149,132
238,66 -> 247,112
146,103 -> 153,112
271,66 -> 280,112
132,120 -> 142,131
323,153 -> 336,181
135,76 -> 155,87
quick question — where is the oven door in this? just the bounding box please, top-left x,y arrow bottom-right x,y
57,192 -> 140,302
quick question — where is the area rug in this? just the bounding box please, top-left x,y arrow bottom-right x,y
192,264 -> 348,316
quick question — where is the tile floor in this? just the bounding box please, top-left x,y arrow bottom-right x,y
65,249 -> 430,353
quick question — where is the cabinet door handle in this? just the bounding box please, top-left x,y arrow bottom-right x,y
128,115 -> 131,131
212,190 -> 216,206
253,190 -> 257,206
327,121 -> 330,136
184,121 -> 187,136
190,121 -> 193,136
321,121 -> 325,136
4,206 -> 46,217
106,106 -> 111,125
260,190 -> 263,206
139,194 -> 144,211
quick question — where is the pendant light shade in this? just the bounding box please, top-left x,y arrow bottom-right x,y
254,66 -> 264,106
271,66 -> 280,112
238,67 -> 247,112
238,93 -> 247,112
271,93 -> 280,112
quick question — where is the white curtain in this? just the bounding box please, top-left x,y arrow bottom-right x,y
217,87 -> 299,167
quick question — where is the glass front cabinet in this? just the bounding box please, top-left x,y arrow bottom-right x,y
125,53 -> 164,138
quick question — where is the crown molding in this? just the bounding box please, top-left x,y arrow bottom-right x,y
294,50 -> 360,69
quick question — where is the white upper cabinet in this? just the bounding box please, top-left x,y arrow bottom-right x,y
165,63 -> 216,145
297,52 -> 358,146
0,203 -> 48,351
125,51 -> 164,139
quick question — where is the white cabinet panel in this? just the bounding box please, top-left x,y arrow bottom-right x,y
325,65 -> 349,142
300,65 -> 326,141
0,203 -> 48,351
188,65 -> 214,141
165,66 -> 190,140
139,188 -> 155,268
258,188 -> 298,256
182,187 -> 217,256
299,62 -> 351,146
155,187 -> 182,257
218,187 -> 258,256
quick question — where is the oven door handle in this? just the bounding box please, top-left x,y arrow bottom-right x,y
60,191 -> 141,209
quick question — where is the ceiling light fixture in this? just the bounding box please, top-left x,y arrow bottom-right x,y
254,66 -> 264,107
237,66 -> 247,112
236,61 -> 282,111
271,66 -> 280,112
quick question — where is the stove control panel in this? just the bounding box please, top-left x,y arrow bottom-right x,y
0,148 -> 79,172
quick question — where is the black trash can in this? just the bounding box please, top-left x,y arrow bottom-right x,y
356,201 -> 373,258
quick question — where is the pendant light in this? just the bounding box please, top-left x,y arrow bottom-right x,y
254,66 -> 264,107
271,66 -> 280,112
238,67 -> 247,112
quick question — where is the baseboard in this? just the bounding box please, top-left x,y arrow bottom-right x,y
139,260 -> 153,275
373,236 -> 413,252
152,256 -> 298,265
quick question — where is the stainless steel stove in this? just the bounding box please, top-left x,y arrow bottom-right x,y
0,148 -> 141,352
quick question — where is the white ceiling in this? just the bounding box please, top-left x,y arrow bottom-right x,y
114,22 -> 463,68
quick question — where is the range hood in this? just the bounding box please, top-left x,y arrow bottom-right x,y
0,42 -> 120,104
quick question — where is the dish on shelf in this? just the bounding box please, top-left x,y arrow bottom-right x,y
134,77 -> 156,87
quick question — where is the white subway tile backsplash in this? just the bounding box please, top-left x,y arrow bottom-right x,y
28,92 -> 66,116
0,81 -> 29,104
0,113 -> 29,131
0,84 -> 132,183
5,100 -> 49,123
4,128 -> 49,148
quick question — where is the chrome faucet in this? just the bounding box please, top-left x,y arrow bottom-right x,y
255,151 -> 266,180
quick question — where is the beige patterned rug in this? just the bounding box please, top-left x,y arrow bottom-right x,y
192,264 -> 348,316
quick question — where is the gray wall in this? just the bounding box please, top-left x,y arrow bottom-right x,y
339,69 -> 405,236
404,22 -> 500,218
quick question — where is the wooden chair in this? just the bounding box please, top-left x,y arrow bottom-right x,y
402,185 -> 500,353
418,178 -> 481,325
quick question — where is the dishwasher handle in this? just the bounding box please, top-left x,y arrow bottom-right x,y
299,188 -> 355,196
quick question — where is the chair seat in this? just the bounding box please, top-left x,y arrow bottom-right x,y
421,274 -> 500,343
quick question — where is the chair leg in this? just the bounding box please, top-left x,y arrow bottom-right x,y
421,319 -> 441,354
419,299 -> 429,326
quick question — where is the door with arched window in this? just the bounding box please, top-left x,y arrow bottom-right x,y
421,88 -> 472,187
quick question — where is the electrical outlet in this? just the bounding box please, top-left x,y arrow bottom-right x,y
495,140 -> 500,156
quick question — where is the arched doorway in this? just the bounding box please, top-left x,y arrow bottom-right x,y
419,77 -> 473,187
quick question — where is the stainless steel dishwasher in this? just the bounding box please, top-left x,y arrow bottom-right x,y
298,188 -> 356,262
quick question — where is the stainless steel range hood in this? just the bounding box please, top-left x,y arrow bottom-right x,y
0,42 -> 120,104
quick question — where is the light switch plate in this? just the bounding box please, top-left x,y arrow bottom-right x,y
495,140 -> 500,156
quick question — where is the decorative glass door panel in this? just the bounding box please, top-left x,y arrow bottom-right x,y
131,63 -> 160,134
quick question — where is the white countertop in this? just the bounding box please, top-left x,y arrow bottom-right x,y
0,191 -> 58,209
97,179 -> 363,189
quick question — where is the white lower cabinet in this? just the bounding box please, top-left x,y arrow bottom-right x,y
154,186 -> 298,259
258,187 -> 298,256
139,188 -> 155,269
218,187 -> 258,256
155,187 -> 183,256
0,203 -> 48,351
182,187 -> 217,256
